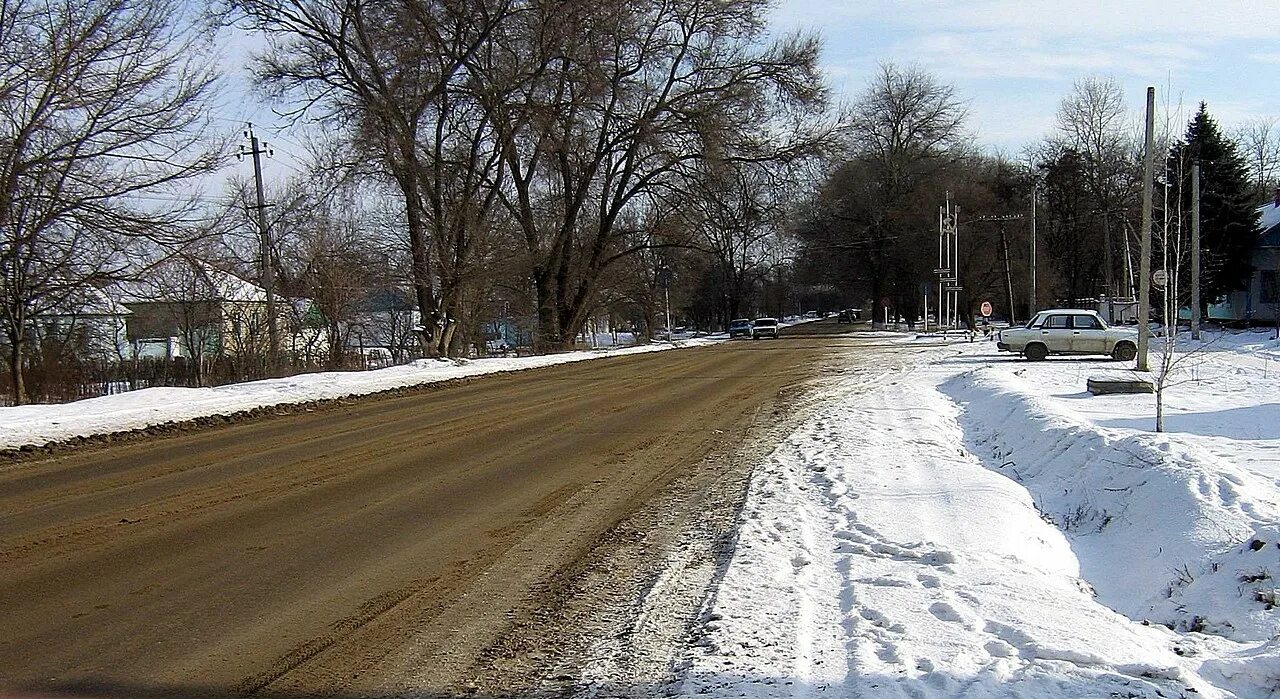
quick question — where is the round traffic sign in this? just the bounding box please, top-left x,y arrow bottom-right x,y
980,301 -> 993,317
1152,269 -> 1168,290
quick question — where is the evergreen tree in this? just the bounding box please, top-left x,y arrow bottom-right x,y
1168,104 -> 1262,307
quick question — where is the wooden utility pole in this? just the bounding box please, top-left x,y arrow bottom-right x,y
1191,162 -> 1202,340
1137,88 -> 1155,371
242,124 -> 280,372
1000,223 -> 1017,325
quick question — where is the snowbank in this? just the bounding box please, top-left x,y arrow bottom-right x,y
943,366 -> 1280,641
0,315 -> 822,452
934,332 -> 1280,697
674,332 -> 1280,698
675,343 -> 1222,698
0,339 -> 719,451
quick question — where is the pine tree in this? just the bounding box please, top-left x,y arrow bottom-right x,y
1169,104 -> 1262,307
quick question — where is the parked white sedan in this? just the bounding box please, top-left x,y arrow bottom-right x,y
996,309 -> 1138,361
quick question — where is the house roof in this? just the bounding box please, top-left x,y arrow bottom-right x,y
38,285 -> 132,318
114,259 -> 267,304
1259,202 -> 1280,247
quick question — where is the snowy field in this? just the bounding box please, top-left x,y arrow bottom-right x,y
674,329 -> 1280,698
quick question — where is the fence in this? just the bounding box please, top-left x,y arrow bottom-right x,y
0,352 -> 410,407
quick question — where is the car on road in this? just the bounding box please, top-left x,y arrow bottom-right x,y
752,317 -> 779,339
728,318 -> 753,338
996,309 -> 1138,361
837,309 -> 858,324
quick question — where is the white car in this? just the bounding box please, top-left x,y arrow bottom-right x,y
996,309 -> 1138,361
752,317 -> 779,339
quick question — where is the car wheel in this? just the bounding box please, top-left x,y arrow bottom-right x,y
1024,343 -> 1048,362
1112,342 -> 1137,362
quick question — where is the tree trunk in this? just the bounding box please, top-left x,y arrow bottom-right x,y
9,340 -> 26,406
326,319 -> 343,370
401,173 -> 441,358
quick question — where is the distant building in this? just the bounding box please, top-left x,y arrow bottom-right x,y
31,286 -> 133,362
1214,195 -> 1280,323
114,259 -> 270,360
345,288 -> 420,362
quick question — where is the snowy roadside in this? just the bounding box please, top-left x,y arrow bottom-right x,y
670,333 -> 1280,698
0,338 -> 719,452
0,316 -> 823,452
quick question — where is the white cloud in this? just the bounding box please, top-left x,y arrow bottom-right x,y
773,0 -> 1278,42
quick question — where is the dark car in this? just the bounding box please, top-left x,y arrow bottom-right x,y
728,318 -> 753,338
752,317 -> 779,339
837,309 -> 854,324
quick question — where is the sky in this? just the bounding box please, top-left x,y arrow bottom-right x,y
766,0 -> 1280,154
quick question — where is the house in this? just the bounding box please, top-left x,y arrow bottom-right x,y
1214,195 -> 1280,323
345,288 -> 420,362
31,286 -> 133,362
114,258 -> 271,360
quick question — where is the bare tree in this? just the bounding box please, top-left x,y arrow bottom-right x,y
232,0 -> 516,357
1234,116 -> 1280,202
1053,76 -> 1138,301
0,0 -> 222,403
830,62 -> 968,323
486,0 -> 830,349
683,161 -> 792,325
848,63 -> 969,192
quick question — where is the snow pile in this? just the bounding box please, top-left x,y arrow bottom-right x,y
931,333 -> 1280,697
0,338 -> 719,451
675,346 -> 1219,697
943,366 -> 1280,641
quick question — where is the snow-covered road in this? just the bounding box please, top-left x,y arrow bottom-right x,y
672,333 -> 1280,698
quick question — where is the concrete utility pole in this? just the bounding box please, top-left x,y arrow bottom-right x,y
241,124 -> 280,372
1137,88 -> 1156,371
1030,160 -> 1038,313
1191,162 -> 1202,340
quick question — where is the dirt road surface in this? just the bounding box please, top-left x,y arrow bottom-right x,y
0,321 -> 896,698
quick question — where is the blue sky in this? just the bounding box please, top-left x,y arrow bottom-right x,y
768,0 -> 1280,153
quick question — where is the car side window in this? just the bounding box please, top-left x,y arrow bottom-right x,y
1072,315 -> 1101,330
1045,315 -> 1070,329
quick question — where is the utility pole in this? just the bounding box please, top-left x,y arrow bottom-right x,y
953,206 -> 960,330
657,266 -> 673,339
1030,160 -> 1038,313
1137,87 -> 1156,372
1191,161 -> 1201,340
241,124 -> 279,372
999,222 -> 1017,325
974,213 -> 1025,324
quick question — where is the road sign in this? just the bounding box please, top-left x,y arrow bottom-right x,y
980,301 -> 993,317
945,285 -> 964,292
880,297 -> 892,308
1152,269 -> 1168,290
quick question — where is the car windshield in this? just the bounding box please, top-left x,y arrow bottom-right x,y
755,319 -> 777,326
